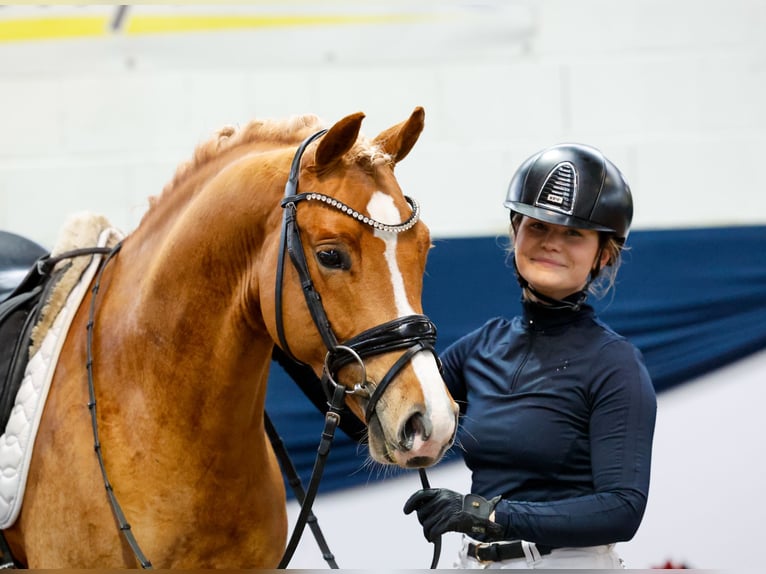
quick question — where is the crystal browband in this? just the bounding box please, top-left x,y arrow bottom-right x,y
301,192 -> 420,234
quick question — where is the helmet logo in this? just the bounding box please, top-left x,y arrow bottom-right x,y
535,161 -> 577,215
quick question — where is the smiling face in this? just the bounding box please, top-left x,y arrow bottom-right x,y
513,215 -> 608,301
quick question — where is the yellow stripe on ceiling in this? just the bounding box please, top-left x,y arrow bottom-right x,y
0,16 -> 109,42
0,13 -> 430,43
126,13 -> 427,34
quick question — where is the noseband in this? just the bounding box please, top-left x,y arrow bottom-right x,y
274,130 -> 440,423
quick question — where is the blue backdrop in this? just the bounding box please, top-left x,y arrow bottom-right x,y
265,225 -> 766,494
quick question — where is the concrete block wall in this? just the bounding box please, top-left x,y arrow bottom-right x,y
1,0 -> 764,248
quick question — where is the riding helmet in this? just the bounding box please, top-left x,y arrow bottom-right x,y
504,143 -> 633,243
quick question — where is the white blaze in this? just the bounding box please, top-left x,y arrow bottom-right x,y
367,192 -> 413,317
366,192 -> 455,451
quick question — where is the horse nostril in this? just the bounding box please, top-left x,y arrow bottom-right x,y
399,412 -> 432,450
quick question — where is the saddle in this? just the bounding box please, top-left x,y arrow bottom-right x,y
0,231 -> 54,432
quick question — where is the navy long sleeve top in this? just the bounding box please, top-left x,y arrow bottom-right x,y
440,300 -> 657,548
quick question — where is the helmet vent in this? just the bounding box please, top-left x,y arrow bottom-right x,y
535,161 -> 577,215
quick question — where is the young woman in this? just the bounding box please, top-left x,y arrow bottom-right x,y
404,143 -> 657,569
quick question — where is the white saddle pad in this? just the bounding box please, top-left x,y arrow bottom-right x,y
0,218 -> 123,528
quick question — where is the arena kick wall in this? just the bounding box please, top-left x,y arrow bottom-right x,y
1,1 -> 765,570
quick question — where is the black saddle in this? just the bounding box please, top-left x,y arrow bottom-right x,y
0,231 -> 53,432
0,231 -> 47,302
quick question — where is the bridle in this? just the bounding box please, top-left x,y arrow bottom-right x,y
274,130 -> 444,568
274,129 -> 441,426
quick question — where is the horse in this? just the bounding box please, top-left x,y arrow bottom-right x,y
2,107 -> 458,568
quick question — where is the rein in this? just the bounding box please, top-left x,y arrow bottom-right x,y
274,130 -> 442,568
15,244 -> 152,569
83,241 -> 153,569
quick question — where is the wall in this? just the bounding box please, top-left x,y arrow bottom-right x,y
2,1 -> 765,247
1,1 -> 765,570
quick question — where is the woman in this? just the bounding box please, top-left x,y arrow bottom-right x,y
404,143 -> 657,569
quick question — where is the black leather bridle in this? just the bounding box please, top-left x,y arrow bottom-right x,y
274,130 -> 444,568
274,129 -> 441,426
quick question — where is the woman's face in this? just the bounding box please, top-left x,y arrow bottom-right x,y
514,216 -> 607,301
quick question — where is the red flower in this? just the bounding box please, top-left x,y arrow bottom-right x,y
652,559 -> 690,569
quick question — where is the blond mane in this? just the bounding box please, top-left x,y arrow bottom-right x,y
143,113 -> 395,222
149,114 -> 326,210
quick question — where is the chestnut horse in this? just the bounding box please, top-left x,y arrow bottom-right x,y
3,108 -> 457,567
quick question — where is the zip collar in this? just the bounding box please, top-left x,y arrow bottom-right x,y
521,298 -> 595,332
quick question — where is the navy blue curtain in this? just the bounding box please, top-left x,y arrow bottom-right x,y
265,225 -> 766,495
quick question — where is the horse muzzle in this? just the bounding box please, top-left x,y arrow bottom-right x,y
321,316 -> 458,468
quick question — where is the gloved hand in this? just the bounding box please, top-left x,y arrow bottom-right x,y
403,488 -> 504,542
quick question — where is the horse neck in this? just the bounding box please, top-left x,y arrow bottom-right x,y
100,148 -> 286,434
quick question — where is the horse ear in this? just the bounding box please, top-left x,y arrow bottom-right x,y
373,106 -> 425,164
314,111 -> 365,170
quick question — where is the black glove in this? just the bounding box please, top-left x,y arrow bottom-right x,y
403,488 -> 504,542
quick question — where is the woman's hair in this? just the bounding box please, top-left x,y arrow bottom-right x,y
508,213 -> 627,300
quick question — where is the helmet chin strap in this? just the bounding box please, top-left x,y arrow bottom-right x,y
512,257 -> 599,312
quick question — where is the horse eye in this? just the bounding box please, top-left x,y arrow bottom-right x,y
316,249 -> 350,270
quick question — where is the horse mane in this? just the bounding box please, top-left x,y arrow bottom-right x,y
147,114 -> 326,211
144,113 -> 393,219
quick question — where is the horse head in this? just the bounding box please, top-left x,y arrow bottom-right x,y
264,107 -> 458,468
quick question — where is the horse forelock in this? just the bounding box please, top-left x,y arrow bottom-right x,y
349,137 -> 394,169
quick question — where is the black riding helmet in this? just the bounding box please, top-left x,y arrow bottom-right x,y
504,143 -> 633,244
505,143 -> 633,310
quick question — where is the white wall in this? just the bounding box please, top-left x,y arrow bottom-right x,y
2,1 -> 765,249
2,1 -> 765,570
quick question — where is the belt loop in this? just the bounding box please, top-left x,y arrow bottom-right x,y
522,540 -> 541,562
